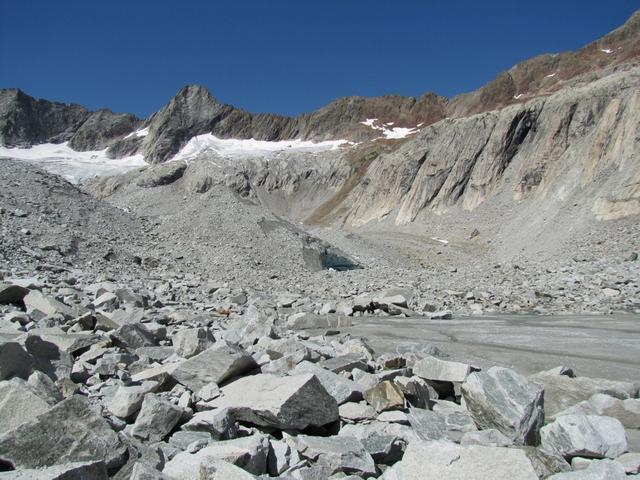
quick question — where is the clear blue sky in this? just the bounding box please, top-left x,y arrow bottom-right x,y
1,1 -> 636,118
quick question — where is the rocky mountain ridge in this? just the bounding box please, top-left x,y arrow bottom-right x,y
2,10 -> 638,164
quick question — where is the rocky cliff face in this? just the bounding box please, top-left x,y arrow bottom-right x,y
0,88 -> 89,146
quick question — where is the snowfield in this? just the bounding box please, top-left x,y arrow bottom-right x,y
360,118 -> 420,139
172,134 -> 351,162
0,143 -> 146,183
0,135 -> 352,183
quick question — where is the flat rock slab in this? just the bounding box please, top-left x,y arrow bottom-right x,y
163,434 -> 269,478
553,393 -> 640,429
286,434 -> 376,476
462,366 -> 544,446
171,342 -> 257,391
547,458 -> 626,479
318,353 -> 368,373
210,373 -> 338,430
413,355 -> 475,383
0,395 -> 126,471
408,407 -> 477,443
541,414 -> 627,460
382,440 -> 538,479
22,290 -> 75,320
0,380 -> 50,435
0,460 -> 108,479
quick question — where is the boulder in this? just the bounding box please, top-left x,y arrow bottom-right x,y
0,283 -> 29,304
0,341 -> 34,380
394,375 -> 434,409
171,342 -> 257,391
107,381 -> 159,418
553,393 -> 640,429
199,459 -> 258,479
530,371 -> 637,417
172,327 -> 215,358
0,460 -> 108,479
287,313 -> 352,330
408,408 -> 477,443
0,395 -> 126,470
131,393 -> 184,442
462,366 -> 544,445
181,408 -> 238,440
163,434 -> 269,477
413,355 -> 475,383
339,402 -> 377,422
318,353 -> 368,374
293,361 -> 364,405
541,415 -> 627,459
381,440 -> 538,479
286,434 -> 377,477
209,373 -> 338,430
365,381 -> 405,412
547,458 -> 626,479
22,290 -> 75,320
616,452 -> 640,474
0,379 -> 50,435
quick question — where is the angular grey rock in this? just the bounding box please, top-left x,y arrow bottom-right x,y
223,304 -> 276,347
381,440 -> 538,479
339,402 -> 377,422
0,379 -> 50,435
554,393 -> 640,429
22,290 -> 75,321
172,327 -> 215,358
107,381 -> 159,418
163,434 -> 269,477
460,428 -> 513,447
547,458 -> 626,479
541,414 -> 628,459
0,395 -> 126,470
113,323 -> 156,349
394,375 -> 434,408
287,312 -> 352,330
286,434 -> 377,477
413,355 -> 475,383
0,460 -> 108,479
293,360 -> 364,405
0,283 -> 29,304
530,371 -> 638,417
181,408 -> 238,440
209,373 -> 339,430
0,341 -> 34,380
27,371 -> 62,405
616,452 -> 640,474
408,407 -> 477,443
171,342 -> 257,391
318,353 -> 368,373
462,366 -> 544,445
131,393 -> 184,442
361,434 -> 405,464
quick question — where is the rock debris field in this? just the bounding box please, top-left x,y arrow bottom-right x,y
0,163 -> 638,480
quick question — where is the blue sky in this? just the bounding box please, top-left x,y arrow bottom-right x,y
0,1 -> 636,118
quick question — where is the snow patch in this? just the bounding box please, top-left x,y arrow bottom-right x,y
513,94 -> 524,100
360,118 -> 421,139
0,142 -> 146,183
125,127 -> 150,139
545,73 -> 557,78
173,134 -> 350,162
600,48 -> 613,54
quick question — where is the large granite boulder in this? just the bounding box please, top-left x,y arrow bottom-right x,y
462,366 -> 544,445
541,414 -> 628,460
0,395 -> 126,470
209,373 -> 339,430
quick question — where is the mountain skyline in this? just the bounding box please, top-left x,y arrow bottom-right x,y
1,0 -> 637,118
